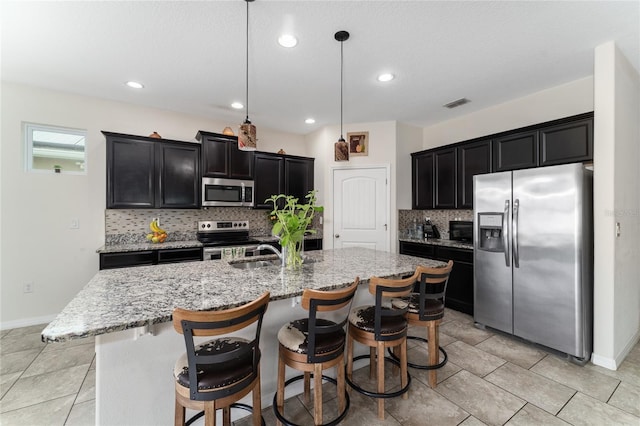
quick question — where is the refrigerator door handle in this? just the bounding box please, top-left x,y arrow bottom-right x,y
513,198 -> 520,268
503,200 -> 510,267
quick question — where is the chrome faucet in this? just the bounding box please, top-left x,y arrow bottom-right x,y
255,244 -> 285,267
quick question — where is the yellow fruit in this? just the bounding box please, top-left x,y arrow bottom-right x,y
146,233 -> 153,240
151,236 -> 159,243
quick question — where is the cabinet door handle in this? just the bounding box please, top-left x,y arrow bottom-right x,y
335,234 -> 340,238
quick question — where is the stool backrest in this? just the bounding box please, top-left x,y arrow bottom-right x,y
415,261 -> 453,321
172,292 -> 270,401
302,279 -> 359,363
369,274 -> 416,341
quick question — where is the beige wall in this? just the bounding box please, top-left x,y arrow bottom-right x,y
0,82 -> 305,327
422,77 -> 594,149
306,121 -> 399,251
593,42 -> 640,369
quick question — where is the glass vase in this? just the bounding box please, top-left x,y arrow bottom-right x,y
284,238 -> 304,269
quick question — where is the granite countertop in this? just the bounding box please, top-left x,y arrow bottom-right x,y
399,238 -> 473,250
43,247 -> 444,343
96,234 -> 323,254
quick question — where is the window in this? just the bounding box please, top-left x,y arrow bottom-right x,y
25,123 -> 87,174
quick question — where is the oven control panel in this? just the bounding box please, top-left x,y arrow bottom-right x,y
198,220 -> 249,232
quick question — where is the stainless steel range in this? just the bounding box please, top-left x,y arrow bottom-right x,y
197,220 -> 261,261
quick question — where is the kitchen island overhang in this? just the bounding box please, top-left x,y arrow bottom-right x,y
42,248 -> 446,425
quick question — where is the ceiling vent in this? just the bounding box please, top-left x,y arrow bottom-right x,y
443,98 -> 470,109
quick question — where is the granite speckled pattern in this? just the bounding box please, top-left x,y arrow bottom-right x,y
42,248 -> 443,343
96,240 -> 203,254
96,234 -> 322,253
398,238 -> 473,250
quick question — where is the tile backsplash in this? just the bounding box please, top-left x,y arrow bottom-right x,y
105,208 -> 322,245
398,209 -> 473,240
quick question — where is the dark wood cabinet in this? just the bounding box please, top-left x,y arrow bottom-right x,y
197,131 -> 253,180
398,241 -> 473,315
492,130 -> 539,172
285,157 -> 314,204
411,113 -> 593,210
539,118 -> 593,167
157,143 -> 200,209
254,153 -> 284,209
457,140 -> 491,209
303,238 -> 323,251
100,247 -> 203,270
434,148 -> 457,209
105,132 -> 200,209
107,137 -> 155,208
253,152 -> 314,209
411,152 -> 434,209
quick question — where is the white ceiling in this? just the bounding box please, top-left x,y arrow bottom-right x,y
2,1 -> 638,135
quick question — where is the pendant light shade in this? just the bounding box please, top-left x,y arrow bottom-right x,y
334,30 -> 350,161
239,0 -> 257,151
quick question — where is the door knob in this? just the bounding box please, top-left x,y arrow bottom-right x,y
335,234 -> 340,238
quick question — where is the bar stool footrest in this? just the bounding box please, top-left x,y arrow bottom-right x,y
273,375 -> 350,426
185,403 -> 265,426
387,336 -> 448,370
345,354 -> 412,399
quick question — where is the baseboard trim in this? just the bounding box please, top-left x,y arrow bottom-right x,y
592,328 -> 640,370
1,314 -> 57,331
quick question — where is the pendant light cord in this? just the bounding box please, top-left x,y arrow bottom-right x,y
340,38 -> 344,140
245,0 -> 250,123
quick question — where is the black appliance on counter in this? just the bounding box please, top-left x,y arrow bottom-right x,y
449,220 -> 473,242
197,220 -> 262,261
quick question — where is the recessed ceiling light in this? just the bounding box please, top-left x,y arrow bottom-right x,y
231,102 -> 244,109
278,34 -> 298,48
305,118 -> 316,124
377,73 -> 395,82
126,81 -> 144,89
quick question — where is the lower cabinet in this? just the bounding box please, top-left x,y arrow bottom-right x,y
100,247 -> 203,270
399,241 -> 474,315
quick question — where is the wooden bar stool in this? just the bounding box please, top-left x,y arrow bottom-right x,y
274,279 -> 359,426
172,292 -> 270,426
390,261 -> 453,388
345,273 -> 415,420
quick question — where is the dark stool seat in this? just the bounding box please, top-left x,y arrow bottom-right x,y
275,279 -> 359,426
173,292 -> 270,426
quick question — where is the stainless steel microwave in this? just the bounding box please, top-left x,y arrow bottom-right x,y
201,178 -> 254,207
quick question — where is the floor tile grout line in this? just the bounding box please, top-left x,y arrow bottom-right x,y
0,337 -> 48,403
63,364 -> 93,426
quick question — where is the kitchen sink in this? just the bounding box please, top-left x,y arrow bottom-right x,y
229,257 -> 317,270
230,259 -> 282,270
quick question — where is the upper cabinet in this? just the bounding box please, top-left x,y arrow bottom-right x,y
196,131 -> 253,180
253,152 -> 314,209
492,130 -> 539,172
538,118 -> 593,167
411,112 -> 593,210
434,147 -> 457,209
411,151 -> 434,209
104,132 -> 200,209
457,140 -> 492,209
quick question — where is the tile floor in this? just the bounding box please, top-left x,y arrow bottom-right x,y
1,309 -> 639,425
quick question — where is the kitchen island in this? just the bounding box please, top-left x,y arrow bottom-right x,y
42,247 -> 445,425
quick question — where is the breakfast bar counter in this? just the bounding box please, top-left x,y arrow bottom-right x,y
42,248 -> 445,425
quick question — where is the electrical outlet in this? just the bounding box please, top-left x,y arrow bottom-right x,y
70,218 -> 80,229
24,282 -> 34,293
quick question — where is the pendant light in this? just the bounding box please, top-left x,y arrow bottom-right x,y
239,0 -> 257,151
334,30 -> 350,161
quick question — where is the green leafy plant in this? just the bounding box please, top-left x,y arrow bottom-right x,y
266,190 -> 323,268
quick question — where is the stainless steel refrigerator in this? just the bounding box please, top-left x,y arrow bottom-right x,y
473,163 -> 593,363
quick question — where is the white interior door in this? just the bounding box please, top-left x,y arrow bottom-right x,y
333,167 -> 389,251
